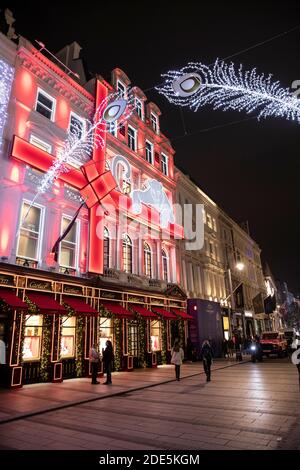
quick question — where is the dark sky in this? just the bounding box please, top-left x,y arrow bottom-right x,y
4,0 -> 300,292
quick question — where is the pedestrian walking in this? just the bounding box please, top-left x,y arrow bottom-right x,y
222,338 -> 228,358
102,340 -> 114,384
228,338 -> 234,357
171,339 -> 184,381
89,342 -> 100,384
200,339 -> 214,382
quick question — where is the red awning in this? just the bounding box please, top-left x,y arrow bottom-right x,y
100,301 -> 134,319
171,308 -> 194,320
26,293 -> 66,314
63,297 -> 98,315
151,307 -> 177,320
0,289 -> 28,311
129,304 -> 158,319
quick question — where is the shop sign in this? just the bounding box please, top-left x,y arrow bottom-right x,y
27,279 -> 52,291
128,295 -> 145,303
101,290 -> 122,300
0,273 -> 15,286
63,284 -> 84,295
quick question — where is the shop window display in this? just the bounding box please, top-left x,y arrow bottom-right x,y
23,315 -> 43,361
60,316 -> 76,358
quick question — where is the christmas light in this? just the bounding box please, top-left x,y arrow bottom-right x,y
156,59 -> 300,123
0,59 -> 14,149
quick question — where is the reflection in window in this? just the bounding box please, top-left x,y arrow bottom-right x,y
17,202 -> 42,261
60,316 -> 76,358
150,319 -> 161,351
122,234 -> 133,273
99,317 -> 113,353
144,242 -> 152,278
60,216 -> 78,269
23,315 -> 43,361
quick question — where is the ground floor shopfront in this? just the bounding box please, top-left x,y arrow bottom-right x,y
0,267 -> 190,388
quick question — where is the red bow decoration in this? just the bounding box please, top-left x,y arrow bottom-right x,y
79,161 -> 116,209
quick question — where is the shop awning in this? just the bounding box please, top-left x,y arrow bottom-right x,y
151,307 -> 177,320
63,297 -> 98,316
100,301 -> 134,319
129,304 -> 158,319
171,308 -> 194,320
26,293 -> 66,314
0,289 -> 28,311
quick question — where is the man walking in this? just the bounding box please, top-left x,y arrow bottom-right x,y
200,340 -> 214,382
89,342 -> 100,384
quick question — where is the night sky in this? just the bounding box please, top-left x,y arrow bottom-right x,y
4,0 -> 300,292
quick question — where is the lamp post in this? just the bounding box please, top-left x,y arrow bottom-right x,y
226,262 -> 245,338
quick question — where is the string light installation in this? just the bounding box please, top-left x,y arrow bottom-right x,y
23,89 -> 135,219
156,59 -> 300,123
0,59 -> 14,149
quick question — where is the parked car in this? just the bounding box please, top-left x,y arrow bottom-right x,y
259,332 -> 288,358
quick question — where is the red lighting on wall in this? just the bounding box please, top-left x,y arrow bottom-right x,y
10,164 -> 20,183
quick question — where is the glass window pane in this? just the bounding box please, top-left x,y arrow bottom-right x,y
62,218 -> 77,243
38,92 -> 53,109
60,243 -> 75,267
18,231 -> 38,259
21,204 -> 40,232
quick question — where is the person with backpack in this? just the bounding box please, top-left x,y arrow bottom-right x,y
200,339 -> 214,382
171,338 -> 184,381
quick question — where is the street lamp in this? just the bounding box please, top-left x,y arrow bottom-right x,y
227,262 -> 245,338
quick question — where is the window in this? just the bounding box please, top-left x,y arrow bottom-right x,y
69,113 -> 85,140
145,140 -> 154,164
117,80 -> 126,97
135,98 -> 143,119
60,316 -> 76,358
144,242 -> 152,278
122,234 -> 133,273
162,249 -> 169,282
128,126 -> 137,151
150,320 -> 161,351
150,112 -> 158,133
99,317 -> 113,353
116,161 -> 131,195
23,315 -> 43,361
207,214 -> 213,229
35,89 -> 55,120
209,241 -> 214,257
17,201 -> 43,261
212,218 -> 217,232
107,120 -> 117,137
29,135 -> 52,153
59,216 -> 78,269
104,227 -> 110,269
128,321 -> 138,356
161,153 -> 168,176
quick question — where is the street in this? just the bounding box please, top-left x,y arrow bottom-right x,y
0,358 -> 299,450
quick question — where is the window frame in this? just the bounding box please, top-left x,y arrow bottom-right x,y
143,242 -> 152,278
59,214 -> 80,270
127,125 -> 137,152
117,79 -> 126,98
17,199 -> 44,262
69,111 -> 85,140
145,140 -> 154,164
150,112 -> 158,133
29,134 -> 52,154
162,249 -> 169,282
161,153 -> 169,176
122,234 -> 133,274
135,98 -> 143,120
35,88 -> 56,121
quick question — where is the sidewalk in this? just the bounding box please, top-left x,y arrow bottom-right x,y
0,358 -> 246,425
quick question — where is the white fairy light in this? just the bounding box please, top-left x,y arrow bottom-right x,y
156,59 -> 300,123
0,59 -> 14,149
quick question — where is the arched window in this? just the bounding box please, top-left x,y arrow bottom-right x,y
144,242 -> 152,278
122,234 -> 132,273
103,227 -> 110,269
162,249 -> 169,282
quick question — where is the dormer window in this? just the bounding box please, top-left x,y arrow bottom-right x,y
150,112 -> 158,133
117,80 -> 126,97
145,140 -> 154,164
161,153 -> 168,176
135,98 -> 143,120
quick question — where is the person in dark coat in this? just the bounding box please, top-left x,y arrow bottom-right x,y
200,340 -> 214,382
102,340 -> 114,384
222,338 -> 228,358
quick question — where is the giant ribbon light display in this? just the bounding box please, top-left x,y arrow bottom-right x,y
0,59 -> 14,148
156,59 -> 300,123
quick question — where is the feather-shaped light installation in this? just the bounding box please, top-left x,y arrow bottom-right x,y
156,59 -> 300,123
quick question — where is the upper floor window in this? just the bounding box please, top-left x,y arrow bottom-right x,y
107,120 -> 117,137
122,234 -> 133,273
212,218 -> 217,232
17,201 -> 43,261
117,80 -> 126,97
104,227 -> 110,269
209,241 -> 214,258
162,249 -> 169,282
144,242 -> 152,278
206,213 -> 213,229
150,112 -> 158,133
35,89 -> 56,121
29,134 -> 52,154
69,112 -> 85,140
161,153 -> 168,176
145,140 -> 154,164
135,98 -> 143,120
59,216 -> 79,269
128,126 -> 137,151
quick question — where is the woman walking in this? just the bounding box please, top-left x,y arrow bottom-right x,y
102,340 -> 114,384
171,339 -> 184,381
